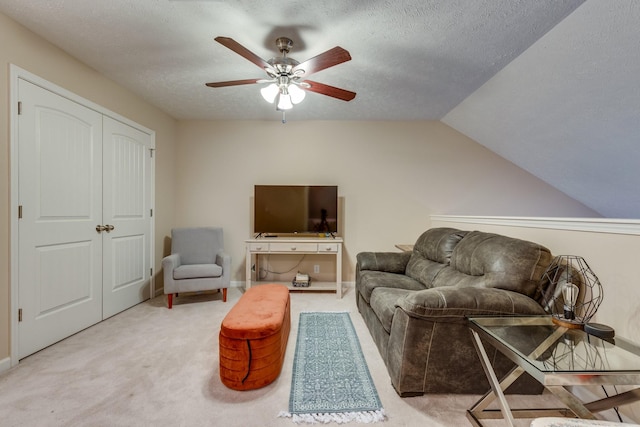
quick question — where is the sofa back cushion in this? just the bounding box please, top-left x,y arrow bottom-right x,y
405,228 -> 468,287
432,231 -> 552,299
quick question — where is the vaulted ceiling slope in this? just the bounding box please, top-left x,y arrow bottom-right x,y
0,1 -> 636,218
444,1 -> 640,219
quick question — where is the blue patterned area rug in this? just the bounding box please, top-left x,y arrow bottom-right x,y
279,312 -> 385,424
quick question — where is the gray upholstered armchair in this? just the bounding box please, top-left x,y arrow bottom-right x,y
162,227 -> 231,309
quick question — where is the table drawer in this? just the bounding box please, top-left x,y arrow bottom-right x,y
318,243 -> 339,253
269,242 -> 318,252
248,242 -> 269,252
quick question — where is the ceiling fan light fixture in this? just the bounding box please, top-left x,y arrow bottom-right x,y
277,93 -> 293,110
260,83 -> 279,103
289,84 -> 306,104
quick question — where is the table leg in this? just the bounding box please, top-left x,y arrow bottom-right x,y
469,365 -> 525,414
585,388 -> 640,413
546,385 -> 598,420
469,329 -> 516,427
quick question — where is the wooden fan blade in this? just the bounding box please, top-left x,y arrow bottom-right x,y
205,78 -> 262,88
303,80 -> 356,101
214,36 -> 273,71
292,47 -> 352,77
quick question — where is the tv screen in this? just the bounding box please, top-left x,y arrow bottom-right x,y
254,185 -> 338,235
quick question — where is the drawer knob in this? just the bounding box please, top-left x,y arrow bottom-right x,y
256,246 -> 262,250
291,246 -> 296,250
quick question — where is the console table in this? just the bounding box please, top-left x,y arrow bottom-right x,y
245,237 -> 343,298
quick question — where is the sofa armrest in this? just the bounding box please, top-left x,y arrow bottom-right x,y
396,286 -> 546,323
356,251 -> 411,274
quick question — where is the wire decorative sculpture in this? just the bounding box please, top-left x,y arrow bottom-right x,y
538,255 -> 604,328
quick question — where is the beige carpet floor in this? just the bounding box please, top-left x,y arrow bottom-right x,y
0,286 -> 556,426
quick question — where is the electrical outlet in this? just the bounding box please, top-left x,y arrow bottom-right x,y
313,264 -> 320,274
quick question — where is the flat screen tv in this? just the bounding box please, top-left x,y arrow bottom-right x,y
254,185 -> 338,235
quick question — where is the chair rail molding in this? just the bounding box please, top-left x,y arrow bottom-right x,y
430,215 -> 640,236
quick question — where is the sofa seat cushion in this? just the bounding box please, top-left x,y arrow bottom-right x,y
174,263 -> 222,279
358,270 -> 426,303
370,287 -> 412,333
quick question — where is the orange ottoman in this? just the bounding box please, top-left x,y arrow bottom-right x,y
219,284 -> 291,390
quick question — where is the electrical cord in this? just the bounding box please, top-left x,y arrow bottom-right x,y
601,385 -> 623,422
258,255 -> 306,280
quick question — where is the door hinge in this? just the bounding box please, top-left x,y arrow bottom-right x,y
150,268 -> 153,276
150,208 -> 153,217
18,308 -> 23,322
149,149 -> 154,158
18,101 -> 22,115
18,205 -> 23,219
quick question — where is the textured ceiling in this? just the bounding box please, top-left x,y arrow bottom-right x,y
1,0 -> 638,218
0,0 -> 582,121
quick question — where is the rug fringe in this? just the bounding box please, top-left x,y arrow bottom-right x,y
278,409 -> 386,424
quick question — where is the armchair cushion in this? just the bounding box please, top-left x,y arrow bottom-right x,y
174,263 -> 223,280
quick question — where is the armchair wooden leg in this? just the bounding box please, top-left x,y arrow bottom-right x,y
167,293 -> 173,309
222,288 -> 227,302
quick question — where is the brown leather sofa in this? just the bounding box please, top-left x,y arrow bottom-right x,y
356,227 -> 553,396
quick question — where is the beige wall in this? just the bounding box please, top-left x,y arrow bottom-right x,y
0,12 -> 177,362
174,120 -> 598,285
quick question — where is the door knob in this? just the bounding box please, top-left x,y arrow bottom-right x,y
96,224 -> 115,233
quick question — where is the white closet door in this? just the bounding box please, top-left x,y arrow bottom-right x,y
18,79 -> 103,359
102,117 -> 152,318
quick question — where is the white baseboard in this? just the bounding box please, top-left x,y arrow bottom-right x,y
0,356 -> 11,374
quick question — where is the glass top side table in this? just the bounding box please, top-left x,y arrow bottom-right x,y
467,316 -> 640,427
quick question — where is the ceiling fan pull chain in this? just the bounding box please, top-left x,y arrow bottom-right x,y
281,111 -> 286,124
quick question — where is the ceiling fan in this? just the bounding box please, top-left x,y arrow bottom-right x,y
206,36 -> 356,118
